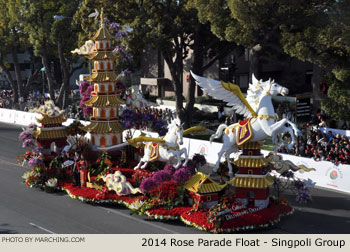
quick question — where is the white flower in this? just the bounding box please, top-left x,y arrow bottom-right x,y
45,178 -> 57,187
22,171 -> 32,180
128,200 -> 144,210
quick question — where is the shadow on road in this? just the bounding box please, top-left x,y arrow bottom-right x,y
0,223 -> 18,234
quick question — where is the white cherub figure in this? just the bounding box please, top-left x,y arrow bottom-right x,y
102,171 -> 141,196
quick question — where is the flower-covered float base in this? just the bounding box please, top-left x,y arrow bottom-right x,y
19,160 -> 292,234
20,142 -> 300,234
51,180 -> 292,233
20,150 -> 303,234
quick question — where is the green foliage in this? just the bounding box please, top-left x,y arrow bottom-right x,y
66,120 -> 85,136
321,72 -> 350,121
90,151 -> 112,176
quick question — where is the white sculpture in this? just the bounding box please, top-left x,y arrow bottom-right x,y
134,117 -> 189,170
191,71 -> 301,177
102,171 -> 141,195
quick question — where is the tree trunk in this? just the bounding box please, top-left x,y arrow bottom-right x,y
24,67 -> 40,98
311,64 -> 326,112
41,46 -> 55,102
11,46 -> 24,100
0,60 -> 18,104
185,24 -> 202,128
163,51 -> 186,122
56,37 -> 71,109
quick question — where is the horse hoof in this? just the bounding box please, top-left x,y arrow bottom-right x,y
134,167 -> 139,170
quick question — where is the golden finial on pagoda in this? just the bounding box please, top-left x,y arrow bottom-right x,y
100,8 -> 104,25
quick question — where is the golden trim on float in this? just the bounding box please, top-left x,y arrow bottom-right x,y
184,172 -> 226,194
228,175 -> 274,189
84,72 -> 118,82
84,95 -> 125,107
81,121 -> 124,133
239,141 -> 264,150
234,157 -> 267,168
33,129 -> 68,139
220,81 -> 257,118
36,114 -> 67,125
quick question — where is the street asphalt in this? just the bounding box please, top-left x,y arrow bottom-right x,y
0,122 -> 349,234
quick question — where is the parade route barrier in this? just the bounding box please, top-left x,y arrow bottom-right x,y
182,137 -> 350,194
2,107 -> 350,194
0,108 -> 90,127
318,126 -> 350,138
0,108 -> 16,124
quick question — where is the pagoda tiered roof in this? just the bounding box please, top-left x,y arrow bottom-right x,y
184,172 -> 226,194
36,113 -> 67,125
84,95 -> 125,107
84,72 -> 118,82
33,128 -> 68,140
86,51 -> 117,61
92,24 -> 114,41
81,121 -> 124,134
228,175 -> 274,189
233,157 -> 267,168
239,141 -> 264,150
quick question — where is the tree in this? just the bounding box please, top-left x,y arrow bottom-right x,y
278,0 -> 350,118
17,0 -> 84,108
0,0 -> 28,103
113,0 -> 237,127
51,0 -> 83,109
192,0 -> 350,116
114,1 -> 195,124
19,0 -> 59,101
192,0 -> 289,80
75,1 -> 237,127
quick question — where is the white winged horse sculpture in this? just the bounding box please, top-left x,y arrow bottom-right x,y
191,71 -> 301,177
134,117 -> 189,170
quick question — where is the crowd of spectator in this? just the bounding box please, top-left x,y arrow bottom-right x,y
121,106 -> 176,136
67,105 -> 85,120
0,89 -> 13,108
277,110 -> 350,165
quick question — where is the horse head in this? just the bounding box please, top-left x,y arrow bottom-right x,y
251,74 -> 289,98
168,117 -> 184,145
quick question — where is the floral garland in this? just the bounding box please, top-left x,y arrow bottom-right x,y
179,203 -> 294,233
145,206 -> 192,220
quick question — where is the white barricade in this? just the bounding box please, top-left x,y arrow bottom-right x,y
182,137 -> 350,194
318,127 -> 350,138
261,151 -> 350,194
0,108 -> 16,124
14,110 -> 39,126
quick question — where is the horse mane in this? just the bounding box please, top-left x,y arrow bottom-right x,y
167,117 -> 181,129
246,78 -> 272,112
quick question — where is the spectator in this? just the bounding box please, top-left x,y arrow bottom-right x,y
217,104 -> 224,121
326,131 -> 334,143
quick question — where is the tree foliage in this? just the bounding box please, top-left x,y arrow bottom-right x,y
192,0 -> 350,120
112,0 -> 237,127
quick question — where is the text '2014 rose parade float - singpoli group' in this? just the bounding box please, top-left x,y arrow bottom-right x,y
140,237 -> 345,248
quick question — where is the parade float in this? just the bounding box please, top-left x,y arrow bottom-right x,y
18,11 -> 315,233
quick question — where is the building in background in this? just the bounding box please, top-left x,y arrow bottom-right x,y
138,47 -> 314,100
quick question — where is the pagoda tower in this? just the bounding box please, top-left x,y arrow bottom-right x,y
228,142 -> 274,209
32,101 -> 68,155
81,12 -> 125,149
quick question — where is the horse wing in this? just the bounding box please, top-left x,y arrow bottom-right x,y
191,71 -> 256,118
